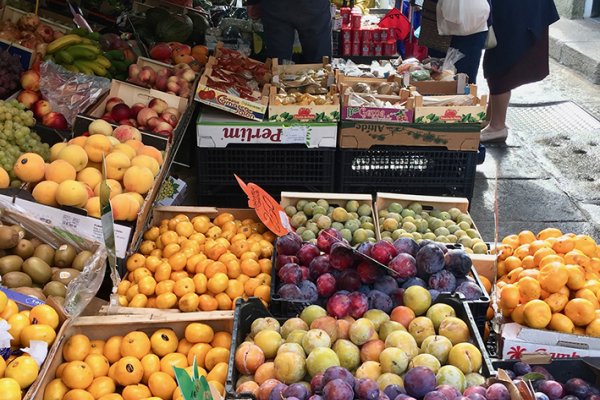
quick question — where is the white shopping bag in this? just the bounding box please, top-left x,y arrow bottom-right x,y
437,0 -> 490,36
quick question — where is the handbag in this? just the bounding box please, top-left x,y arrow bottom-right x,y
437,0 -> 490,36
485,26 -> 497,49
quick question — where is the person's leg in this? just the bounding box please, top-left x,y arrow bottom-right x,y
262,3 -> 296,61
449,31 -> 486,84
481,90 -> 511,142
294,0 -> 332,62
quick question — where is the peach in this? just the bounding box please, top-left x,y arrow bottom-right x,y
56,180 -> 88,208
236,381 -> 259,397
17,90 -> 40,109
360,339 -> 385,362
45,160 -> 76,183
13,152 -> 45,183
43,112 -> 68,130
125,139 -> 144,153
111,144 -> 137,160
93,179 -> 122,199
85,196 -> 101,218
105,97 -> 124,112
112,125 -> 142,143
50,142 -> 68,162
254,362 -> 275,385
88,119 -> 114,136
137,108 -> 158,126
0,167 -> 9,188
84,134 -> 112,163
20,70 -> 40,91
69,136 -> 88,147
123,166 -> 154,195
235,343 -> 265,375
137,145 -> 163,165
164,107 -> 180,119
131,155 -> 160,177
32,100 -> 52,119
58,145 -> 89,172
105,152 -> 131,181
153,121 -> 174,134
77,168 -> 102,190
32,180 -> 59,206
125,192 -> 145,207
149,98 -> 168,114
111,193 -> 141,221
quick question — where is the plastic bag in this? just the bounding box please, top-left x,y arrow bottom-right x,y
442,47 -> 465,76
40,61 -> 111,126
437,0 -> 490,36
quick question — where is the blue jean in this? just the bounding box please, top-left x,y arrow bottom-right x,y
450,31 -> 487,84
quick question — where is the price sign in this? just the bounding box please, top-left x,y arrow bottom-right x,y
235,175 -> 292,236
378,8 -> 411,41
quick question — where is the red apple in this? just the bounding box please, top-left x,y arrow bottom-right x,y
160,112 -> 178,128
113,125 -> 142,142
148,98 -> 168,114
105,97 -> 124,112
17,90 -> 40,109
128,64 -> 141,79
102,113 -> 116,123
149,43 -> 173,61
166,81 -> 180,93
119,119 -> 134,127
153,120 -> 174,133
42,112 -> 68,129
111,103 -> 131,122
137,108 -> 158,126
32,99 -> 52,118
20,70 -> 40,91
164,107 -> 180,119
146,117 -> 161,130
139,67 -> 157,84
156,131 -> 172,137
130,103 -> 145,118
35,24 -> 54,43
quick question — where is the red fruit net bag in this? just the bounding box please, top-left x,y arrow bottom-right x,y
40,61 -> 111,126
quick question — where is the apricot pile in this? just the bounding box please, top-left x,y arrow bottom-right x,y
43,322 -> 231,400
0,299 -> 61,399
496,228 -> 600,336
118,212 -> 275,311
14,133 -> 164,222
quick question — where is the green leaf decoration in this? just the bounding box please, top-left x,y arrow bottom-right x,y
522,372 -> 546,382
173,356 -> 213,400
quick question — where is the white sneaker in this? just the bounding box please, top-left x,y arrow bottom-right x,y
481,126 -> 508,143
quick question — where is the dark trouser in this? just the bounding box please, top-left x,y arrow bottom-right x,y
450,31 -> 487,84
261,0 -> 332,63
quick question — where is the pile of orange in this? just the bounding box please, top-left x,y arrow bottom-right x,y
118,212 -> 275,312
496,228 -> 600,336
44,323 -> 231,400
0,294 -> 61,400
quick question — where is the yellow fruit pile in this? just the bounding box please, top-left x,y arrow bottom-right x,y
44,323 -> 231,400
118,212 -> 275,311
14,135 -> 164,222
496,228 -> 600,336
0,295 -> 61,399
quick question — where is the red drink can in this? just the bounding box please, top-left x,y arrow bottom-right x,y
341,7 -> 351,25
342,27 -> 351,43
374,43 -> 383,56
372,28 -> 381,43
361,28 -> 372,44
343,41 -> 352,56
361,42 -> 371,56
352,42 -> 360,56
385,42 -> 396,56
380,28 -> 390,42
351,29 -> 361,44
351,13 -> 361,29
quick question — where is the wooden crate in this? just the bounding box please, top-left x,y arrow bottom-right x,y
1,5 -> 72,32
129,57 -> 201,103
339,82 -> 412,123
268,86 -> 340,123
412,84 -> 488,124
30,312 -> 232,400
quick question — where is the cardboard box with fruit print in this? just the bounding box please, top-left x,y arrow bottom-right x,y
412,84 -> 488,124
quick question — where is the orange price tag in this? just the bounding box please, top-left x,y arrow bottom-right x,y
235,175 -> 292,237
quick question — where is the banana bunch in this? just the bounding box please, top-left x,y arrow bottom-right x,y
45,30 -> 112,77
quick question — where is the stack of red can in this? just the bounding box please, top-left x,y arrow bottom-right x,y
339,10 -> 396,58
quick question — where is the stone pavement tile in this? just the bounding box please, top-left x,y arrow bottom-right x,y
469,177 -> 586,224
476,146 -> 549,180
475,219 -> 600,242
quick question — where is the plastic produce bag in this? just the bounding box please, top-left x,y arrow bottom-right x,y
437,0 -> 490,36
40,61 -> 111,126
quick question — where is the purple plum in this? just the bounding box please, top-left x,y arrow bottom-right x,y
532,366 -> 554,380
390,288 -> 405,307
317,228 -> 343,253
393,237 -> 420,257
367,290 -> 393,314
330,241 -> 355,270
429,289 -> 441,302
311,373 -> 325,394
339,270 -> 362,292
395,396 -> 418,400
269,383 -> 289,400
374,275 -> 399,295
284,383 -> 309,400
323,379 -> 354,400
535,393 -> 550,400
327,293 -> 351,318
277,284 -> 303,300
300,266 -> 310,281
297,243 -> 321,267
310,255 -> 331,280
355,378 -> 380,400
404,367 -> 437,399
357,262 -> 382,284
309,396 -> 324,400
424,391 -> 449,400
468,394 -> 488,400
317,273 -> 337,298
428,270 -> 457,292
349,292 -> 369,318
444,249 -> 473,278
401,277 -> 427,289
416,244 -> 445,275
486,383 -> 510,400
299,280 -> 318,302
276,255 -> 299,271
278,263 -> 303,285
357,241 -> 373,257
323,366 -> 355,388
277,232 -> 302,256
455,281 -> 484,300
437,385 -> 461,400
539,381 -> 564,400
389,253 -> 417,280
384,385 -> 406,400
371,241 -> 398,265
512,361 -> 532,376
565,378 -> 591,398
464,387 -> 487,398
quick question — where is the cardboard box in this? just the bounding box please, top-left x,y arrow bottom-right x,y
401,72 -> 468,95
471,253 -> 496,282
340,82 -> 413,123
501,323 -> 600,359
1,5 -> 71,32
128,57 -> 200,103
196,108 -> 337,148
269,86 -> 340,123
30,312 -> 232,400
0,38 -> 34,70
155,176 -> 188,207
339,120 -> 481,151
412,84 -> 488,124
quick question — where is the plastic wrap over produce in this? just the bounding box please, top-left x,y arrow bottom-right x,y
40,61 -> 111,125
0,202 -> 107,318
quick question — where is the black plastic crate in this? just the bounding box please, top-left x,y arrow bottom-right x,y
227,296 -> 494,400
196,145 -> 336,207
493,358 -> 600,382
337,147 -> 477,201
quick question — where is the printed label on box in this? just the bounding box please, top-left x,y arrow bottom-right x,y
195,83 -> 267,121
342,106 -> 413,122
281,126 -> 308,144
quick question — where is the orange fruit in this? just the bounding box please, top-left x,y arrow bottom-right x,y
479,276 -> 492,294
204,347 -> 230,371
199,294 -> 218,311
523,299 -> 552,329
121,331 -> 151,360
502,235 -> 520,249
89,340 -> 105,355
538,262 -> 569,293
544,293 -> 569,313
533,247 -> 555,266
140,354 -> 161,385
61,360 -> 94,389
586,318 -> 600,337
565,264 -> 586,290
160,353 -> 188,378
138,276 -> 157,296
64,389 -> 94,400
156,292 -> 178,309
103,336 -> 123,364
87,376 -> 116,399
20,324 -> 56,347
173,277 -> 195,298
205,261 -> 227,278
150,329 -> 179,357
510,304 -> 526,325
254,285 -> 270,303
539,254 -> 564,269
126,254 -> 146,272
518,277 -> 541,303
564,298 -> 596,326
226,280 -> 244,299
114,357 -> 144,386
177,339 -> 194,355
148,371 -> 177,399
548,313 -> 575,333
215,292 -> 232,310
7,313 -> 29,346
518,230 -> 536,245
122,384 -> 151,400
193,273 -> 208,294
537,228 -> 562,241
575,235 -> 597,257
43,378 -> 69,400
521,255 -> 535,270
187,343 -> 212,368
206,362 -> 228,385
211,332 -> 232,349
28,304 -> 59,330
553,236 -> 576,254
207,273 -> 228,294
185,323 -> 214,344
244,278 -> 260,297
168,252 -> 188,272
240,259 -> 260,277
518,269 -> 540,280
84,354 -> 110,377
5,355 -> 38,389
575,288 -> 600,308
506,268 -> 523,284
504,256 -> 522,272
513,245 -> 530,260
155,280 -> 175,295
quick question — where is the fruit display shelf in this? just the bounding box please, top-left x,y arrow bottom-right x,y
32,310 -> 234,400
226,296 -> 494,400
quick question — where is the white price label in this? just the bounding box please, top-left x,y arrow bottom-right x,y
282,126 -> 308,144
